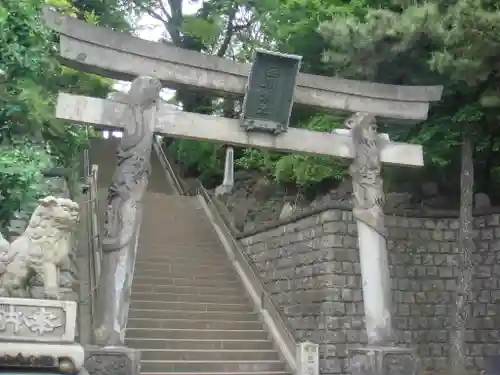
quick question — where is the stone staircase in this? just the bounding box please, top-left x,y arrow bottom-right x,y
127,193 -> 290,375
89,138 -> 292,375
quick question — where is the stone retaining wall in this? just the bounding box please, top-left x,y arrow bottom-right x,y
239,207 -> 500,375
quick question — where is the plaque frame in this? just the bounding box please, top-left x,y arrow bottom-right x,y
240,48 -> 302,135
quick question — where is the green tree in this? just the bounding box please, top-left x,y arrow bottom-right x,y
71,0 -> 133,31
0,0 -> 56,228
0,0 -> 130,229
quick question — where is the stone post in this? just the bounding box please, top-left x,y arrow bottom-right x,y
296,341 -> 319,375
346,113 -> 421,375
93,76 -> 161,347
215,146 -> 234,196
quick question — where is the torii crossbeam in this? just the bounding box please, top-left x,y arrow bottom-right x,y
43,8 -> 442,123
56,93 -> 424,167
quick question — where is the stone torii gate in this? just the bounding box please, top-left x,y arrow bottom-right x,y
44,8 -> 442,375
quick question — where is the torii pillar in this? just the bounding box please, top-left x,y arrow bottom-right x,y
346,113 -> 421,375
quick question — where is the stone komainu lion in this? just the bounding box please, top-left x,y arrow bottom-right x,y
0,196 -> 80,299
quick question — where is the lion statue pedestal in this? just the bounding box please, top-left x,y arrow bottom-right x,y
0,196 -> 85,374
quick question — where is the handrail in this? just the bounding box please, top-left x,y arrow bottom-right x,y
153,136 -> 184,195
86,164 -> 101,331
152,143 -> 297,371
195,181 -> 239,235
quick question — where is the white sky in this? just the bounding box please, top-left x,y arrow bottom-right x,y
136,0 -> 201,42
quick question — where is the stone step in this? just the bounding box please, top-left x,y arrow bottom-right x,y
135,255 -> 228,267
143,200 -> 199,208
147,204 -> 201,211
131,284 -> 243,296
133,268 -> 237,280
136,255 -> 229,266
144,219 -> 214,228
127,318 -> 263,331
130,292 -> 248,304
125,338 -> 274,351
135,260 -> 232,273
140,360 -> 285,373
142,200 -> 199,209
142,227 -> 216,235
141,232 -> 219,241
140,349 -> 279,362
138,245 -> 225,255
141,193 -> 198,205
129,300 -> 252,313
141,218 -> 215,228
133,276 -> 241,287
140,244 -> 223,253
142,206 -> 204,215
137,249 -> 226,259
126,328 -> 269,340
143,233 -> 218,241
128,309 -> 260,322
134,262 -> 234,273
141,372 -> 289,375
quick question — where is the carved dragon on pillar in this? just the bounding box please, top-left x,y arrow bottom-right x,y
345,112 -> 386,237
94,76 -> 162,346
103,78 -> 162,252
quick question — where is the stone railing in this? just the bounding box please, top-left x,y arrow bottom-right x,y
86,164 -> 102,335
152,136 -> 184,195
73,146 -> 103,345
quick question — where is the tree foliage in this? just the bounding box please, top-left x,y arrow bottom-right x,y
133,0 -> 500,204
0,0 -> 129,229
318,0 -> 500,196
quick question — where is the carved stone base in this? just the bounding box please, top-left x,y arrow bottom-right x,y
0,340 -> 84,373
0,297 -> 77,342
84,346 -> 140,375
349,346 -> 421,375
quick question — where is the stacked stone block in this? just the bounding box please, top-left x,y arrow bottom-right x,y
239,207 -> 500,375
240,210 -> 364,375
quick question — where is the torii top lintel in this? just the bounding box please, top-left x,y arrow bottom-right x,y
43,8 -> 443,123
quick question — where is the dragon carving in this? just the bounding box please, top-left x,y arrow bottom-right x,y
345,112 -> 386,237
102,77 -> 162,253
